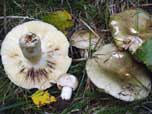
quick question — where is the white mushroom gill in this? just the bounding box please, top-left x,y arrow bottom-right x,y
130,28 -> 138,34
1,21 -> 72,90
110,20 -> 120,36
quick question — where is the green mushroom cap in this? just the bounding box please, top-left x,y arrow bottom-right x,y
110,9 -> 152,53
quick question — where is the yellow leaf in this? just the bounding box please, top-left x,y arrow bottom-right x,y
42,10 -> 74,31
31,90 -> 57,107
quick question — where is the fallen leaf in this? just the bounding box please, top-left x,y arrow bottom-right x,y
31,90 -> 57,107
42,10 -> 74,32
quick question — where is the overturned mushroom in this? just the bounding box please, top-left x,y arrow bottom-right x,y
57,74 -> 78,100
110,9 -> 152,71
86,44 -> 151,101
1,21 -> 72,90
110,9 -> 152,53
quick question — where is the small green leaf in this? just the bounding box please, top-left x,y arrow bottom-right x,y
42,10 -> 74,32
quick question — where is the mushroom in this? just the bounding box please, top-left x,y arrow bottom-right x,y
1,21 -> 72,90
57,74 -> 78,100
86,44 -> 151,101
70,30 -> 101,58
110,9 -> 152,53
71,30 -> 101,49
110,9 -> 152,71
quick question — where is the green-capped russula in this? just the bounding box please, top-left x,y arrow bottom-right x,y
110,9 -> 152,71
1,21 -> 78,100
86,44 -> 151,101
110,9 -> 152,53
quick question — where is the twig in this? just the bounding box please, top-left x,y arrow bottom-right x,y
13,0 -> 22,8
100,29 -> 110,32
79,18 -> 100,39
72,58 -> 87,62
3,0 -> 7,34
139,3 -> 152,7
66,0 -> 72,14
79,18 -> 102,51
0,16 -> 35,20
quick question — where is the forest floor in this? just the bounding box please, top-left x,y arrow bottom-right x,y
0,0 -> 152,114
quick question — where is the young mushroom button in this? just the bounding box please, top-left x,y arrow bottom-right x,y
57,74 -> 78,100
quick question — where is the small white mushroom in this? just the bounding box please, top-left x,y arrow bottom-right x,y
57,74 -> 78,100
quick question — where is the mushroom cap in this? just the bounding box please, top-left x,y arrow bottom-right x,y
1,21 -> 72,90
86,44 -> 151,101
70,30 -> 100,49
110,9 -> 152,52
57,74 -> 78,90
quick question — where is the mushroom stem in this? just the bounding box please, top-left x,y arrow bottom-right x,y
19,32 -> 42,63
61,86 -> 72,100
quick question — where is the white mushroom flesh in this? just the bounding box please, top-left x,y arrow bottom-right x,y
57,74 -> 78,100
61,86 -> 72,100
